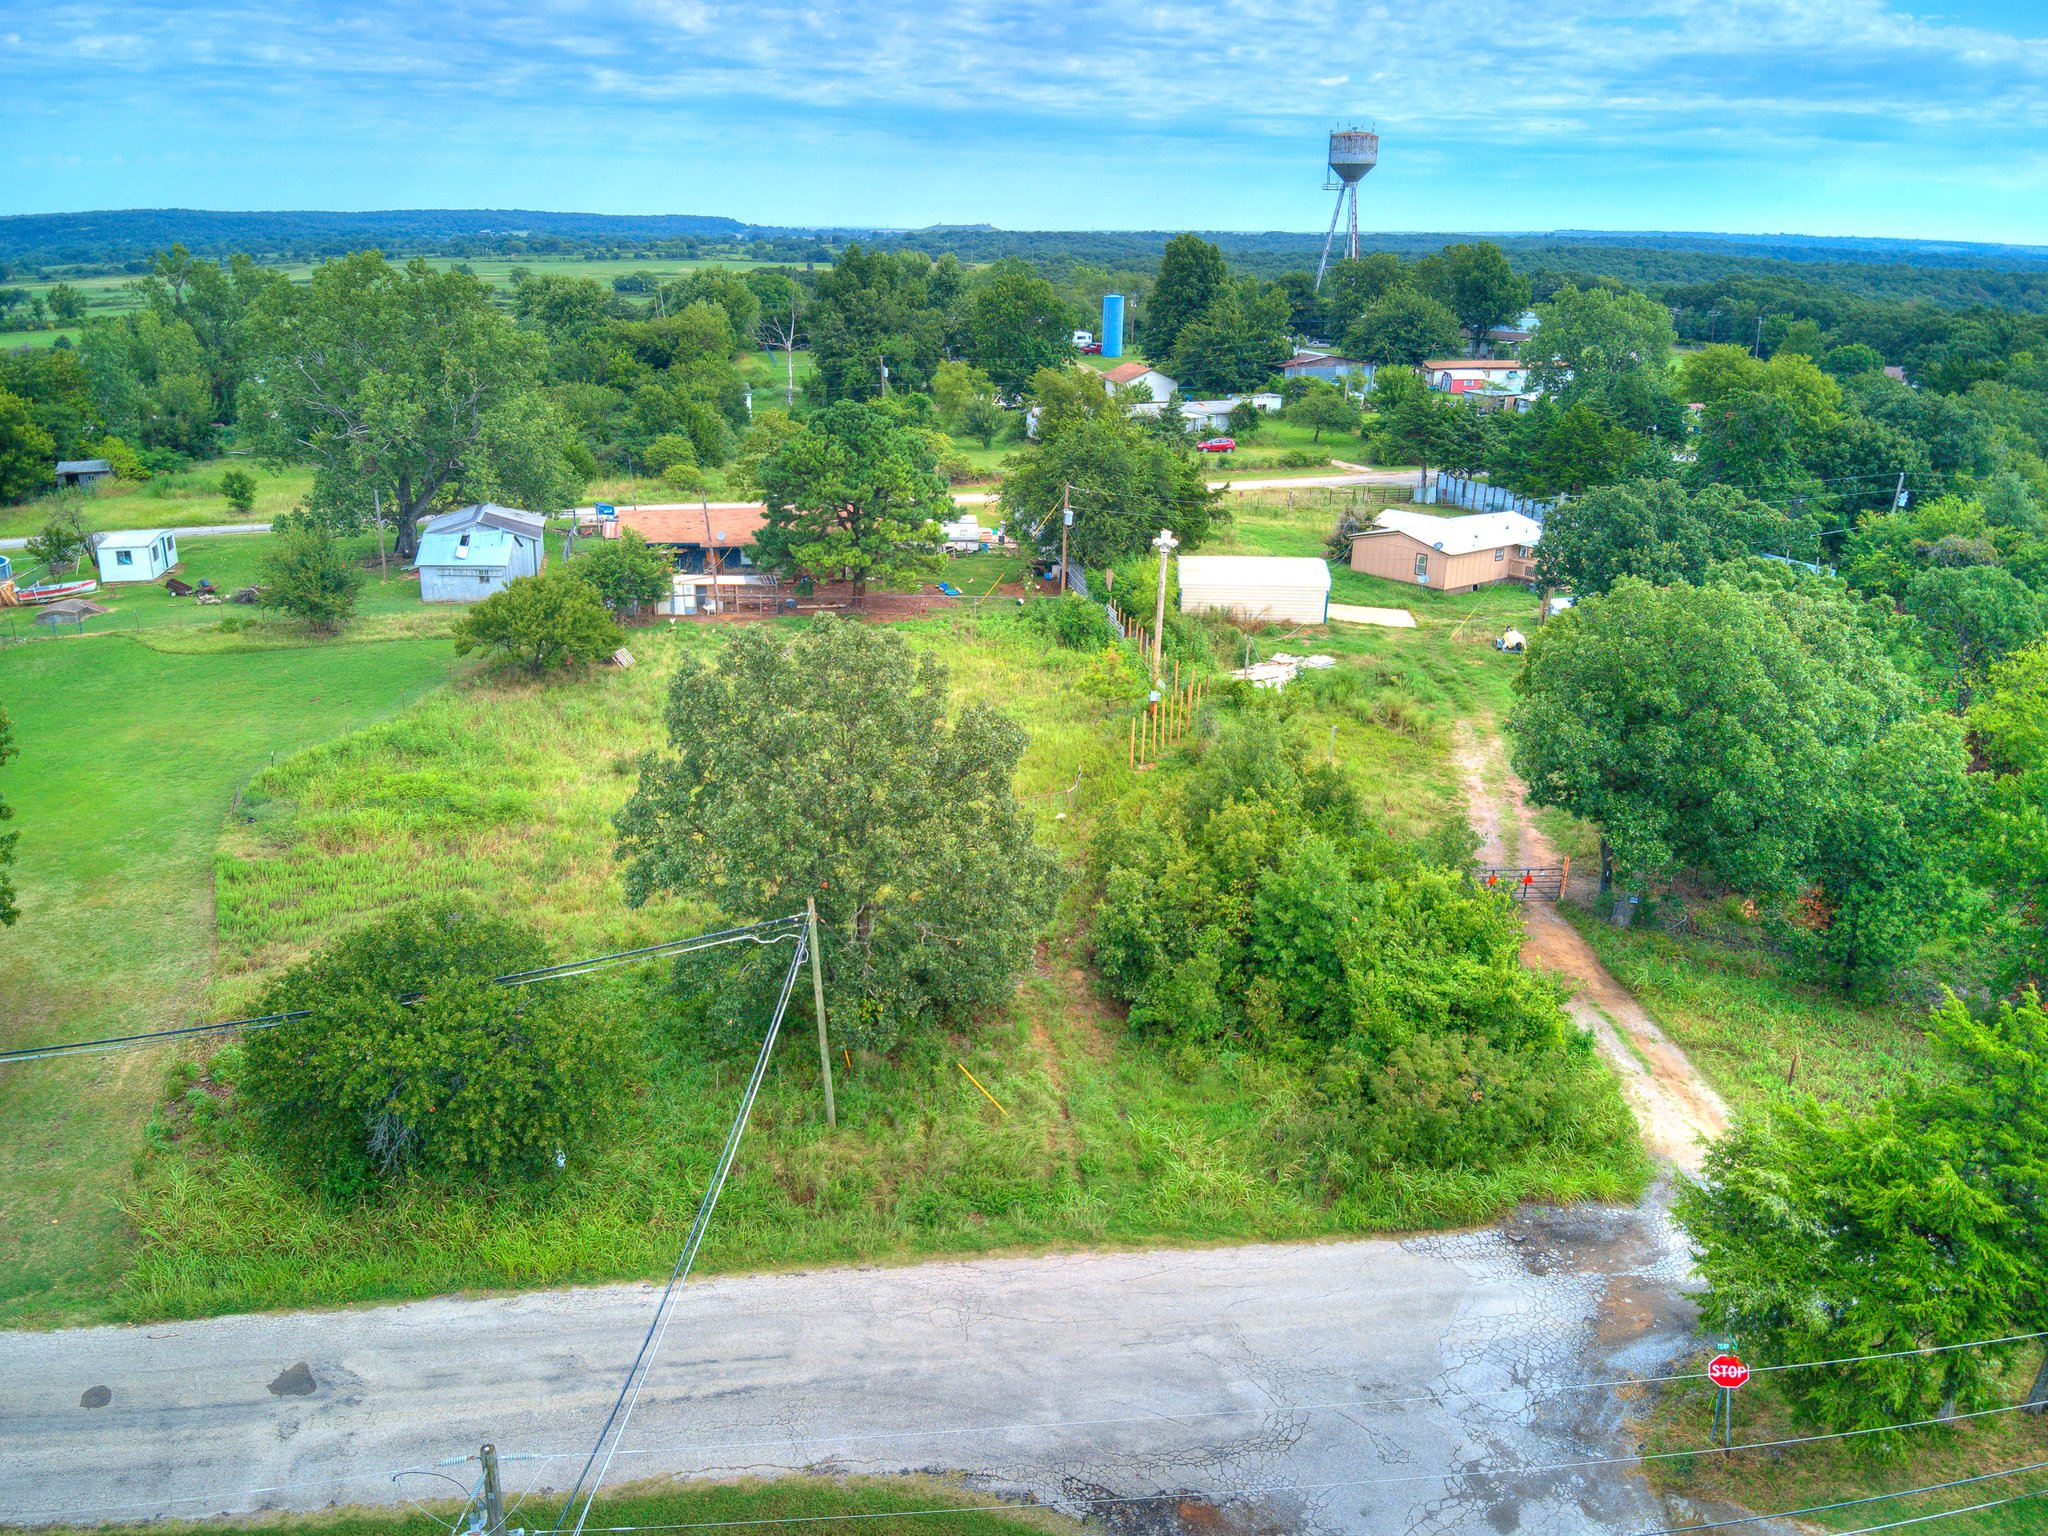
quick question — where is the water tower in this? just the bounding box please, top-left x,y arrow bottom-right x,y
1315,128 -> 1378,290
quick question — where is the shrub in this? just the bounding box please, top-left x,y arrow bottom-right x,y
219,466 -> 258,513
259,526 -> 365,633
1090,712 -> 1631,1180
1013,593 -> 1120,651
568,527 -> 672,614
92,435 -> 146,481
238,905 -> 625,1194
452,569 -> 625,672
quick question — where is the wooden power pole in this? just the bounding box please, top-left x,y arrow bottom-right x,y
806,898 -> 836,1128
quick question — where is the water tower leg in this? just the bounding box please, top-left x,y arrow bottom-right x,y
1346,184 -> 1360,263
1314,185 -> 1349,290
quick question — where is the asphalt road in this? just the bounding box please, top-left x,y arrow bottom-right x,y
1,1196 -> 1777,1536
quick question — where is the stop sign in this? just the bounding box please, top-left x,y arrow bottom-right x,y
1708,1354 -> 1751,1389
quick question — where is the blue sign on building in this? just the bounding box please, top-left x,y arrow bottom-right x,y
595,502 -> 616,518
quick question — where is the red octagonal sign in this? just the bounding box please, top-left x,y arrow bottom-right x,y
1708,1354 -> 1751,1389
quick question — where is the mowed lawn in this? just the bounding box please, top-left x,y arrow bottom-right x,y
0,631 -> 453,1325
0,460 -> 314,540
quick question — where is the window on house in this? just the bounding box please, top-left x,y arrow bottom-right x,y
1413,553 -> 1428,578
1494,547 -> 1505,561
116,550 -> 132,566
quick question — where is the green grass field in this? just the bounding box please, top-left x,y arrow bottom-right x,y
0,629 -> 456,1325
106,607 -> 1639,1324
0,488 -> 1643,1328
1,528 -> 446,648
0,458 -> 311,540
1558,909 -> 1934,1116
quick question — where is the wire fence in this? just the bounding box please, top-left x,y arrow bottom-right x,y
0,592 -> 270,646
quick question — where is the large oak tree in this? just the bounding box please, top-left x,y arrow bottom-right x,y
241,253 -> 583,559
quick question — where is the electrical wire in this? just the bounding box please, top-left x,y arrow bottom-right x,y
485,1397 -> 2048,1536
1631,1459 -> 2048,1534
0,914 -> 807,1065
1824,1488 -> 2048,1534
547,929 -> 812,1536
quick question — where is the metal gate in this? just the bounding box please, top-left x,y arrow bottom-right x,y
1476,861 -> 1569,901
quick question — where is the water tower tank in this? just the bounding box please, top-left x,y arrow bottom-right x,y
1326,130 -> 1378,187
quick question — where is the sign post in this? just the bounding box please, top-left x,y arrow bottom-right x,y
1707,1351 -> 1749,1446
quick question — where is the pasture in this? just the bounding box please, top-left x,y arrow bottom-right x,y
0,498 -> 1643,1327
0,459 -> 311,540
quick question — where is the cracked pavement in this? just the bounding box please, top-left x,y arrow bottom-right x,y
0,1200 -> 1785,1535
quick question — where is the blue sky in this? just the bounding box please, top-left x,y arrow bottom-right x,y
4,0 -> 2046,242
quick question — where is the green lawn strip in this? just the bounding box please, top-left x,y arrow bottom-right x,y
101,611 -> 1639,1325
3,530 -> 447,649
0,632 -> 455,1327
21,1475 -> 1085,1536
1557,906 -> 1933,1117
1639,1355 -> 2048,1536
0,460 -> 313,540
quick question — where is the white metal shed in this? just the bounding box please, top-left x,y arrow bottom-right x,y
1176,556 -> 1330,625
93,528 -> 178,583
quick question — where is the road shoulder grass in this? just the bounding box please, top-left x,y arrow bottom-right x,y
1556,906 -> 1934,1116
24,1475 -> 1087,1536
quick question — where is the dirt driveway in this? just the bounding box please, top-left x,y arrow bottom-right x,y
1454,725 -> 1729,1173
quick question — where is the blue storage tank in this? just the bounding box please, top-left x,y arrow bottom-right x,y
1101,294 -> 1125,358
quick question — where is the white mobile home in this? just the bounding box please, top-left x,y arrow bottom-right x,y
1177,556 -> 1331,625
93,529 -> 178,583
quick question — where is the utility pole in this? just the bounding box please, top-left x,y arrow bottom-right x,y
1058,484 -> 1073,595
478,1444 -> 505,1536
1893,471 -> 1909,511
806,898 -> 835,1128
1149,527 -> 1178,686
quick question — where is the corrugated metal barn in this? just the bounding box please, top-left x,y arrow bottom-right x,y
414,504 -> 546,603
1177,556 -> 1331,625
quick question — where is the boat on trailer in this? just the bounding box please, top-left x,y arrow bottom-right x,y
4,577 -> 100,606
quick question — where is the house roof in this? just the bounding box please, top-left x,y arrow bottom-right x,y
55,459 -> 113,475
1177,555 -> 1331,592
1422,359 -> 1526,372
417,526 -> 520,570
92,528 -> 172,550
616,504 -> 770,547
1103,362 -> 1168,386
1359,509 -> 1543,555
1281,352 -> 1363,369
422,503 -> 545,539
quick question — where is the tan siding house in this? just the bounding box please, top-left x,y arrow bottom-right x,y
1349,510 -> 1541,592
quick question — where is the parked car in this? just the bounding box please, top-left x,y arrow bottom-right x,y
1196,436 -> 1236,453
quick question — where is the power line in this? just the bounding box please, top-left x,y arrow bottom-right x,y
482,1399 -> 2048,1536
0,915 -> 806,1065
1826,1488 -> 2048,1534
1632,1458 -> 2048,1534
547,929 -> 812,1536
